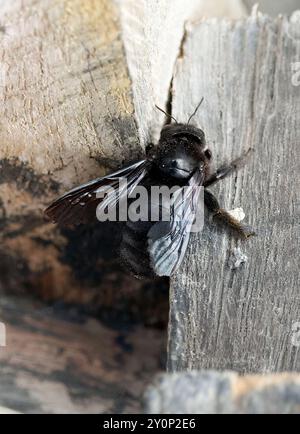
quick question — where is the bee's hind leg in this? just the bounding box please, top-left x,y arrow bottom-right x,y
204,190 -> 255,239
204,148 -> 253,188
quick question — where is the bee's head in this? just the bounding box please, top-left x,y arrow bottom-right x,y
154,123 -> 212,180
153,98 -> 212,180
160,123 -> 206,146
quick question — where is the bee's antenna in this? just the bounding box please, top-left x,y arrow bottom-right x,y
187,97 -> 204,125
155,105 -> 178,124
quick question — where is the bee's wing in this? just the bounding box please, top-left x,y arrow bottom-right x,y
45,160 -> 150,226
147,170 -> 204,277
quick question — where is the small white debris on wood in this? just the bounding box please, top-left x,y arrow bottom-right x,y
228,247 -> 248,270
227,207 -> 245,222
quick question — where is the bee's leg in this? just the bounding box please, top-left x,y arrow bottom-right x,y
204,190 -> 255,239
204,148 -> 253,187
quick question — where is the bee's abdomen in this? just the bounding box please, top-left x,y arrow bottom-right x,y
120,219 -> 155,278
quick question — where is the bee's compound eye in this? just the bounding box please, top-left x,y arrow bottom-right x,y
204,149 -> 212,159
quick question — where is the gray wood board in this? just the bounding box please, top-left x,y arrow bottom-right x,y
168,13 -> 300,373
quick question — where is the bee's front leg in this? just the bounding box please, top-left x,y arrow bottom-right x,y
204,148 -> 253,187
204,190 -> 255,239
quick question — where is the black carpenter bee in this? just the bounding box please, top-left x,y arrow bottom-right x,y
45,99 -> 255,278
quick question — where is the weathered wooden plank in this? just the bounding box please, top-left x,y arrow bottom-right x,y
0,0 -> 141,181
0,296 -> 165,413
0,0 -> 145,305
168,11 -> 300,372
145,371 -> 300,414
119,0 -> 247,144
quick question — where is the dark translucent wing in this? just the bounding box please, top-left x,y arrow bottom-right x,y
148,170 -> 204,277
45,160 -> 149,226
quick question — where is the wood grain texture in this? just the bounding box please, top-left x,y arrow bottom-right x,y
0,2 -> 169,413
168,11 -> 300,373
0,0 -> 147,308
119,0 -> 247,145
0,0 -> 140,179
0,296 -> 165,414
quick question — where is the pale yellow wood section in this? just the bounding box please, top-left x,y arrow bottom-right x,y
0,0 -> 139,188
